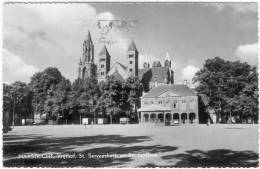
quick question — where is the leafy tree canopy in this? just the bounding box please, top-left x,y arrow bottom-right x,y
194,57 -> 258,122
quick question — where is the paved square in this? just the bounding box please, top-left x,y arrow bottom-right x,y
3,124 -> 259,167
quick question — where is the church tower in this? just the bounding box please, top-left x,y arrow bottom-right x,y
164,52 -> 171,68
164,52 -> 174,84
78,31 -> 97,79
127,40 -> 139,77
98,45 -> 111,82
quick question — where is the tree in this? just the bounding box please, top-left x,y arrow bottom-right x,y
124,76 -> 143,121
3,81 -> 33,125
97,76 -> 123,124
29,67 -> 68,123
47,78 -> 72,123
194,57 -> 258,123
69,77 -> 101,124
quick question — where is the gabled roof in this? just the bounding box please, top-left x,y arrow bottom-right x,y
110,69 -> 125,81
143,84 -> 197,98
99,45 -> 109,56
127,41 -> 138,52
108,62 -> 128,79
138,67 -> 172,83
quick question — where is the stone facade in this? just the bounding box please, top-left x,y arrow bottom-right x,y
138,85 -> 199,124
98,45 -> 111,82
78,31 -> 97,79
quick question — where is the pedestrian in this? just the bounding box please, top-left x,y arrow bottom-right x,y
91,120 -> 94,128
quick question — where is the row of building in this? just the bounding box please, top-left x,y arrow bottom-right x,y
78,31 -> 199,124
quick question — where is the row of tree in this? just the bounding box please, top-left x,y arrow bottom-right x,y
194,57 -> 258,123
3,57 -> 258,125
3,67 -> 143,125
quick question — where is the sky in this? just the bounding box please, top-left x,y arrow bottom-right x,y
3,2 -> 258,85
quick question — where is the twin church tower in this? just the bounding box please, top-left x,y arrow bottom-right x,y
78,31 -> 139,82
78,31 -> 174,92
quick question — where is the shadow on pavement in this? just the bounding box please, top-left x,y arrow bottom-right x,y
3,134 -> 258,167
140,149 -> 259,167
3,134 -> 177,167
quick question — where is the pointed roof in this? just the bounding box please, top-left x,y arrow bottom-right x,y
127,40 -> 138,52
165,52 -> 170,61
86,30 -> 92,42
99,45 -> 109,56
108,62 -> 128,79
110,69 -> 125,81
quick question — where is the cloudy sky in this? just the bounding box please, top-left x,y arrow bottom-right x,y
3,2 -> 258,85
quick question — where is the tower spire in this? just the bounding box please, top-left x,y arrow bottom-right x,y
99,44 -> 108,56
165,52 -> 170,61
127,40 -> 138,52
164,52 -> 171,68
86,30 -> 92,42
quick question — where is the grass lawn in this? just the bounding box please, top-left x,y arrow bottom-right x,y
3,124 -> 259,167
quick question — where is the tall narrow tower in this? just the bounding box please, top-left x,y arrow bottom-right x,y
164,52 -> 174,84
143,53 -> 150,69
127,40 -> 139,77
78,31 -> 97,79
98,45 -> 111,82
164,52 -> 171,68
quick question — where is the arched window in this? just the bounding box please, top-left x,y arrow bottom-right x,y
150,114 -> 156,122
173,113 -> 180,124
181,113 -> 188,124
158,113 -> 164,122
189,113 -> 196,124
144,114 -> 149,122
165,113 -> 171,122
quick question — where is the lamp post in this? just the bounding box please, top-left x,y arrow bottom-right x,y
12,93 -> 16,127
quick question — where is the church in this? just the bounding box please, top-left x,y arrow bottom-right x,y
78,31 -> 174,91
78,31 -> 199,124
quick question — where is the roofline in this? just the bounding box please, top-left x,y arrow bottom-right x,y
137,110 -> 171,112
142,95 -> 197,98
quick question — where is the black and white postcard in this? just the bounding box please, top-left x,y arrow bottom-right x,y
2,1 -> 259,168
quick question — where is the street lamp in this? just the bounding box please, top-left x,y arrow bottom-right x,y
12,93 -> 16,127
